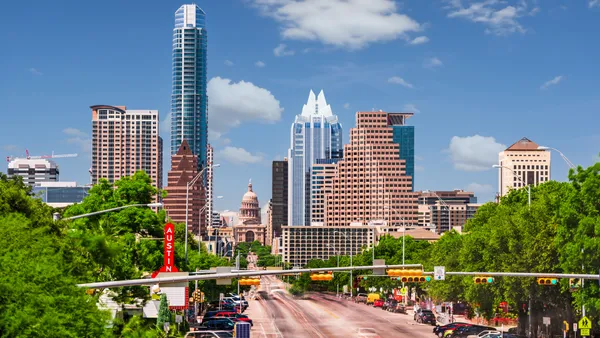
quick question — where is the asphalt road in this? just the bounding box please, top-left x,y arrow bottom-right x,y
245,276 -> 437,338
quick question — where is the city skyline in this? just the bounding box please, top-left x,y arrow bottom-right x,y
1,1 -> 598,212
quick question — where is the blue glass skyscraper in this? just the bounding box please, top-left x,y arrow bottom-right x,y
171,4 -> 208,170
390,114 -> 415,191
287,90 -> 343,226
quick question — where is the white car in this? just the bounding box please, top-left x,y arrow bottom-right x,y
467,330 -> 501,338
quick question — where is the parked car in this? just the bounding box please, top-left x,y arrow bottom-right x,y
448,325 -> 496,338
366,293 -> 381,305
414,309 -> 437,325
466,330 -> 501,338
433,323 -> 471,337
198,318 -> 235,331
381,300 -> 392,311
209,312 -> 253,326
390,302 -> 406,314
373,299 -> 384,308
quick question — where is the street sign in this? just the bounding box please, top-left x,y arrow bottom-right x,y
579,316 -> 592,329
574,323 -> 578,331
543,317 -> 551,325
581,328 -> 590,336
434,266 -> 446,281
400,287 -> 407,295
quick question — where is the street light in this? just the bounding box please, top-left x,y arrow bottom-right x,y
537,146 -> 576,169
493,164 -> 531,209
185,164 -> 220,264
55,202 -> 163,221
326,244 -> 341,297
334,231 -> 352,297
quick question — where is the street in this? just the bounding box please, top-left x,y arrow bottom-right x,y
245,275 -> 437,338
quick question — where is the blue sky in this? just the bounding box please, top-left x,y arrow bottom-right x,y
1,0 -> 599,212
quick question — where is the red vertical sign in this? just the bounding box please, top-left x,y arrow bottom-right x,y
152,223 -> 179,278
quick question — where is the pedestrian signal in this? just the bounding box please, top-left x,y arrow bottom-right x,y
569,278 -> 582,289
473,276 -> 494,284
537,278 -> 558,285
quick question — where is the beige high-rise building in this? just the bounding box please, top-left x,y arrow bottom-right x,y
325,111 -> 417,227
498,137 -> 551,197
310,162 -> 337,225
90,105 -> 162,191
417,190 -> 481,233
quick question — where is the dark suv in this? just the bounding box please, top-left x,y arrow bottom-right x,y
198,318 -> 235,331
415,309 -> 436,325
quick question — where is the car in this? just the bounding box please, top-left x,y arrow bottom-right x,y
209,312 -> 253,326
466,330 -> 501,338
448,325 -> 496,338
415,309 -> 436,325
433,323 -> 471,337
198,318 -> 235,331
184,331 -> 233,338
391,302 -> 406,314
354,293 -> 368,304
373,299 -> 384,308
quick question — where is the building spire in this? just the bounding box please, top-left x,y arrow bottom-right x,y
248,179 -> 253,191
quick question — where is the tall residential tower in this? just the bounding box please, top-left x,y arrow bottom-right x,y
170,4 -> 208,170
497,137 -> 551,197
288,90 -> 343,226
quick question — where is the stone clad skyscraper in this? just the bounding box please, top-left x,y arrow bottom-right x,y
170,4 -> 208,171
288,90 -> 343,226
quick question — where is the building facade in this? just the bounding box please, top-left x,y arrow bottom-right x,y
281,225 -> 376,267
310,162 -> 337,225
324,111 -> 417,228
163,140 -> 205,235
498,137 -> 551,197
271,159 -> 288,237
265,200 -> 273,246
90,105 -> 162,191
32,182 -> 90,208
417,190 -> 480,233
288,90 -> 343,226
170,4 -> 208,171
7,158 -> 59,186
233,181 -> 266,245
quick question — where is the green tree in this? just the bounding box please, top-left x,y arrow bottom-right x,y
156,294 -> 171,330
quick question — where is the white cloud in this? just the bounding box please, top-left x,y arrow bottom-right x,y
540,75 -> 564,90
409,36 -> 430,45
208,77 -> 283,138
448,135 -> 506,171
2,145 -> 18,152
388,76 -> 414,88
445,0 -> 534,35
424,57 -> 443,69
273,43 -> 295,56
253,0 -> 422,49
63,128 -> 91,153
29,68 -> 43,75
466,182 -> 494,194
343,103 -> 350,109
403,103 -> 420,113
590,0 -> 600,8
224,60 -> 235,66
255,61 -> 266,68
217,146 -> 264,164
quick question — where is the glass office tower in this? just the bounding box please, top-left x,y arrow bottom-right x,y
171,4 -> 208,170
392,125 -> 415,191
287,90 -> 343,226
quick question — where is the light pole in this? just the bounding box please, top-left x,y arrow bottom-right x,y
334,231 -> 352,297
493,164 -> 530,209
537,146 -> 576,169
326,244 -> 340,297
202,196 -> 224,256
185,164 -> 220,264
54,202 -> 163,221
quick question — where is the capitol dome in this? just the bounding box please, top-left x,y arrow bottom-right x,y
242,181 -> 258,202
239,180 -> 260,224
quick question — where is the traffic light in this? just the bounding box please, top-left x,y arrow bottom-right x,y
399,276 -> 431,283
191,290 -> 204,303
387,268 -> 423,277
537,278 -> 558,286
239,277 -> 261,286
310,271 -> 333,281
473,276 -> 494,284
569,278 -> 582,290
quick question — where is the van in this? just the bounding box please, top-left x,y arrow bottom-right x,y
366,293 -> 380,305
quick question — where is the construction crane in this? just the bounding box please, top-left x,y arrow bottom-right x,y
6,150 -> 78,162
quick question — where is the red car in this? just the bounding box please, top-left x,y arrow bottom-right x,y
373,299 -> 384,308
210,312 -> 253,326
